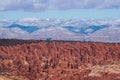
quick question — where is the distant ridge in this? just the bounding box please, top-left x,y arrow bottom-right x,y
0,39 -> 39,46
0,39 -> 116,46
0,39 -> 119,46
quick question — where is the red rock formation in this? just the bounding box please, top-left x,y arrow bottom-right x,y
0,40 -> 119,80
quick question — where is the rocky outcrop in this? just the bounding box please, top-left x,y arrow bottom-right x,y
0,39 -> 120,80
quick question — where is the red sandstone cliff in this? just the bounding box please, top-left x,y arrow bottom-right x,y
0,39 -> 120,80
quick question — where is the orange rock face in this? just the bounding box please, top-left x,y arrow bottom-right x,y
0,40 -> 120,80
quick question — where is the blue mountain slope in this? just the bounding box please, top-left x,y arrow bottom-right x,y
64,25 -> 109,35
3,24 -> 40,33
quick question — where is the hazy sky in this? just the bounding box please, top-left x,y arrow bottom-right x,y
0,0 -> 120,20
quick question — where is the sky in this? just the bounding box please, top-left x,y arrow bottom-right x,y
0,0 -> 120,20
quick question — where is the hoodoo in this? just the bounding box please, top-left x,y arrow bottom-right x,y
0,39 -> 119,80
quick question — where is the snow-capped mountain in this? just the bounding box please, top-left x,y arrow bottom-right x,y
0,18 -> 120,42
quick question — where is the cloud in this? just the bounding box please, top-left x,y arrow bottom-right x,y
0,0 -> 120,12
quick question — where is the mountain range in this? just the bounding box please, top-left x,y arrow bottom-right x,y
0,18 -> 120,42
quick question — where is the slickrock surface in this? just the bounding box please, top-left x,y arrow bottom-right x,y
0,39 -> 120,80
